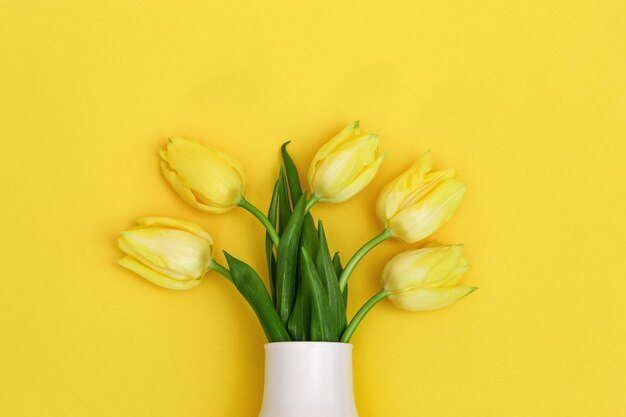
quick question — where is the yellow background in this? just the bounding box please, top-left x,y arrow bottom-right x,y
1,1 -> 625,416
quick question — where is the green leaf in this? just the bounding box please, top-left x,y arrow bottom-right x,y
281,142 -> 303,204
224,252 -> 290,342
315,221 -> 347,338
332,252 -> 344,276
300,247 -> 337,341
278,146 -> 315,339
275,194 -> 307,325
300,216 -> 319,259
286,283 -> 310,341
277,167 -> 292,235
265,173 -> 281,301
333,252 -> 348,309
280,142 -> 318,256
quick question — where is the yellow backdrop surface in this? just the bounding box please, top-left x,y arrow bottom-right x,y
1,1 -> 625,416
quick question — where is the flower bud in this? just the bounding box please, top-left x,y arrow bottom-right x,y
117,217 -> 213,290
160,137 -> 246,213
382,245 -> 475,311
308,121 -> 386,203
376,151 -> 465,243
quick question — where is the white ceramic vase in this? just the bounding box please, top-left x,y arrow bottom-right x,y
258,342 -> 359,417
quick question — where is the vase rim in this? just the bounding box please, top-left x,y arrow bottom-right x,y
265,341 -> 353,349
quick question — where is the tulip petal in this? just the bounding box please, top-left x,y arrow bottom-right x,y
307,121 -> 360,188
388,286 -> 476,311
118,235 -> 168,269
376,151 -> 433,222
322,151 -> 386,203
311,134 -> 380,200
167,137 -> 246,191
443,257 -> 470,287
117,257 -> 201,290
387,178 -> 466,243
119,228 -> 211,279
396,169 -> 457,214
162,138 -> 245,212
382,249 -> 430,293
382,245 -> 464,293
422,245 -> 464,287
135,217 -> 213,244
160,160 -> 227,213
313,135 -> 376,186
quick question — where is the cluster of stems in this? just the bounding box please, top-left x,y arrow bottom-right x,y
208,195 -> 390,343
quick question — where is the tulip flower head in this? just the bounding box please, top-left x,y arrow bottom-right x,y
117,217 -> 214,290
382,245 -> 475,311
160,137 -> 247,213
308,121 -> 386,203
376,151 -> 465,243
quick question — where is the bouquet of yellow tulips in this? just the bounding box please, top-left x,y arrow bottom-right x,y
117,122 -> 476,343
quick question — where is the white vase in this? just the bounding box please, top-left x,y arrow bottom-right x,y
258,342 -> 359,417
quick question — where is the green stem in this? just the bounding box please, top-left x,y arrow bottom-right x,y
305,194 -> 319,212
338,229 -> 391,292
340,289 -> 388,343
209,260 -> 232,282
238,198 -> 280,247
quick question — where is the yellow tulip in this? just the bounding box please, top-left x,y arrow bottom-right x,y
308,121 -> 386,203
160,137 -> 246,213
117,217 -> 214,290
382,245 -> 475,311
376,151 -> 465,243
